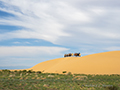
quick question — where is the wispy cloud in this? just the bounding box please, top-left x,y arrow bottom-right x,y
13,41 -> 20,44
0,46 -> 69,67
0,46 -> 69,57
0,0 -> 120,45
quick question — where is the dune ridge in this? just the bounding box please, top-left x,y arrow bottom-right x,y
29,51 -> 120,74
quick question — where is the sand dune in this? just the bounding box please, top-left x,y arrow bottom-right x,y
29,51 -> 120,74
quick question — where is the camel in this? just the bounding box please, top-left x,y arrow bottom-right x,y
74,53 -> 81,57
64,54 -> 68,57
64,53 -> 73,57
64,53 -> 81,57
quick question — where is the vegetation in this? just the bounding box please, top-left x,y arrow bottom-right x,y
0,69 -> 120,90
62,71 -> 67,73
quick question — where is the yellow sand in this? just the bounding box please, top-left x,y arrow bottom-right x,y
29,51 -> 120,74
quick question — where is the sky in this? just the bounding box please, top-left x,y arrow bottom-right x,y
0,0 -> 120,69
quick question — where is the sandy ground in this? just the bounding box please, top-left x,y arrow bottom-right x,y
1,51 -> 120,74
28,51 -> 120,74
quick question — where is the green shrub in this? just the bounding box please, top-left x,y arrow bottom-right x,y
14,70 -> 17,72
2,69 -> 11,72
27,70 -> 32,73
32,71 -> 35,73
66,72 -> 72,75
37,71 -> 41,74
62,71 -> 67,73
104,85 -> 118,90
18,70 -> 22,73
22,70 -> 27,73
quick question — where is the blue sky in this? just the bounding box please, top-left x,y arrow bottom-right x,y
0,0 -> 120,69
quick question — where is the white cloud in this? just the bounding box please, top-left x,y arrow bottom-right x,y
80,27 -> 120,39
0,0 -> 91,44
13,42 -> 20,44
104,46 -> 120,51
25,42 -> 31,44
90,7 -> 106,15
0,0 -> 71,43
0,46 -> 69,67
0,46 -> 69,57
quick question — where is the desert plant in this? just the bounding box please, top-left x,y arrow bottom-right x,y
2,69 -> 11,72
18,70 -> 22,73
27,70 -> 32,73
14,70 -> 17,72
66,72 -> 72,75
37,71 -> 41,74
104,85 -> 118,90
22,70 -> 27,73
32,71 -> 35,73
62,71 -> 67,73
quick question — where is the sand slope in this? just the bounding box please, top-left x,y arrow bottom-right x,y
30,51 -> 120,74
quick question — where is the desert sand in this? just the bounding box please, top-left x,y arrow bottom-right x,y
28,51 -> 120,74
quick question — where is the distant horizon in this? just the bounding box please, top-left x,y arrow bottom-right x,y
0,66 -> 31,70
0,50 -> 119,70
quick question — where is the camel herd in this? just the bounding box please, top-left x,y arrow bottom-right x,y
64,53 -> 81,57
